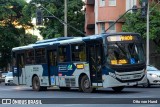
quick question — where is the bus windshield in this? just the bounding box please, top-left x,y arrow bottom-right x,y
107,42 -> 145,65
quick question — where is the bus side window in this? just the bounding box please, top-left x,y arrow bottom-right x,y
25,50 -> 34,64
49,51 -> 57,66
58,45 -> 70,62
53,51 -> 57,65
71,43 -> 86,62
12,52 -> 16,66
20,54 -> 24,67
35,48 -> 46,64
79,45 -> 86,61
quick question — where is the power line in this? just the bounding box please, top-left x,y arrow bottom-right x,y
34,3 -> 85,36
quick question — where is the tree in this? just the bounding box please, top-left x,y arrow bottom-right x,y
27,0 -> 85,39
122,2 -> 160,52
0,0 -> 37,70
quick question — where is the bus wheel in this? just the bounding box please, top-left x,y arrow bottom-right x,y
112,86 -> 124,92
80,75 -> 93,93
143,79 -> 150,88
41,86 -> 47,91
32,76 -> 42,91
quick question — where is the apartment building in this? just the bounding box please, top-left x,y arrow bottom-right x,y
85,0 -> 139,35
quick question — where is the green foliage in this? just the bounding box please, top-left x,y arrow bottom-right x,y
0,0 -> 37,69
122,2 -> 160,52
28,0 -> 85,39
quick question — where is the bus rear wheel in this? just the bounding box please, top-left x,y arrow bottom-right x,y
112,86 -> 124,92
80,75 -> 94,93
32,76 -> 47,91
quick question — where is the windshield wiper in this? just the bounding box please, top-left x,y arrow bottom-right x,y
115,42 -> 127,56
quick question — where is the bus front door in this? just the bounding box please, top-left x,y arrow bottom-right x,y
88,44 -> 103,87
17,53 -> 26,85
47,49 -> 57,86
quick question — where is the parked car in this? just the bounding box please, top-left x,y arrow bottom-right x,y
5,72 -> 13,85
143,65 -> 160,87
0,72 -> 8,83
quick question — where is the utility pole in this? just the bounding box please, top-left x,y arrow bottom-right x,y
64,0 -> 67,37
95,0 -> 98,34
146,1 -> 149,66
33,3 -> 85,36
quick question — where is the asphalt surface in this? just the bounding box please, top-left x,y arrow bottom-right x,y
0,82 -> 160,107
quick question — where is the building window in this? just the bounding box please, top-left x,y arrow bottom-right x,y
109,0 -> 116,6
100,23 -> 105,33
126,0 -> 137,11
99,0 -> 105,7
108,22 -> 116,33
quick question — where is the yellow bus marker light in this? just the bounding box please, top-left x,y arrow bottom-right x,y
76,64 -> 84,69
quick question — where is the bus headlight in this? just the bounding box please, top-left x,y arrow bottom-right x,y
109,72 -> 116,78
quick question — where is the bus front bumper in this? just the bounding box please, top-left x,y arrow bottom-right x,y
102,74 -> 147,88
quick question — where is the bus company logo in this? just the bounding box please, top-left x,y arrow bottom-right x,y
67,64 -> 73,70
2,99 -> 11,104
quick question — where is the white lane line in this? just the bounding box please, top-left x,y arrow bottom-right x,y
61,104 -> 82,107
0,88 -> 13,91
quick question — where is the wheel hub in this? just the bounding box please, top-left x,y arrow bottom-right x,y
84,79 -> 90,89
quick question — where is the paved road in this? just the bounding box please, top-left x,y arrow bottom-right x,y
0,82 -> 160,107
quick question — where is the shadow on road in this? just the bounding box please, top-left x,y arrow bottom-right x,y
127,85 -> 160,88
45,88 -> 142,95
2,82 -> 160,95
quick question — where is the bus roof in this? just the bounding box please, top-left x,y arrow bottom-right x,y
35,37 -> 78,44
12,32 -> 140,51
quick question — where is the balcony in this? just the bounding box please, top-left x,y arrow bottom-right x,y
86,0 -> 95,5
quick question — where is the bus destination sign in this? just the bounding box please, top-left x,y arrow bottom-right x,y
107,35 -> 136,42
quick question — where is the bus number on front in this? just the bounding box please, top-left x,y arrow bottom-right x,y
120,35 -> 133,41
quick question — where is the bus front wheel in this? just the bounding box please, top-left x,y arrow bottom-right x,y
112,86 -> 124,92
32,76 -> 47,91
80,75 -> 94,93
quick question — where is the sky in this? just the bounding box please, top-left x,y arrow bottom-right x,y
26,0 -> 30,3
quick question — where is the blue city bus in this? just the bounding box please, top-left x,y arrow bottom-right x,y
11,32 -> 147,92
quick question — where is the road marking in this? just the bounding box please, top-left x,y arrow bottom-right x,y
0,88 -> 14,91
62,104 -> 82,107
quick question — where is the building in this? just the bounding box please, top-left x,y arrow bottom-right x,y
85,0 -> 139,35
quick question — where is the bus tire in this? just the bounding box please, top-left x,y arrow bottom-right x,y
59,87 -> 70,91
143,79 -> 150,88
78,87 -> 83,92
112,86 -> 124,92
32,76 -> 43,91
78,76 -> 83,92
80,75 -> 93,93
41,86 -> 47,91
